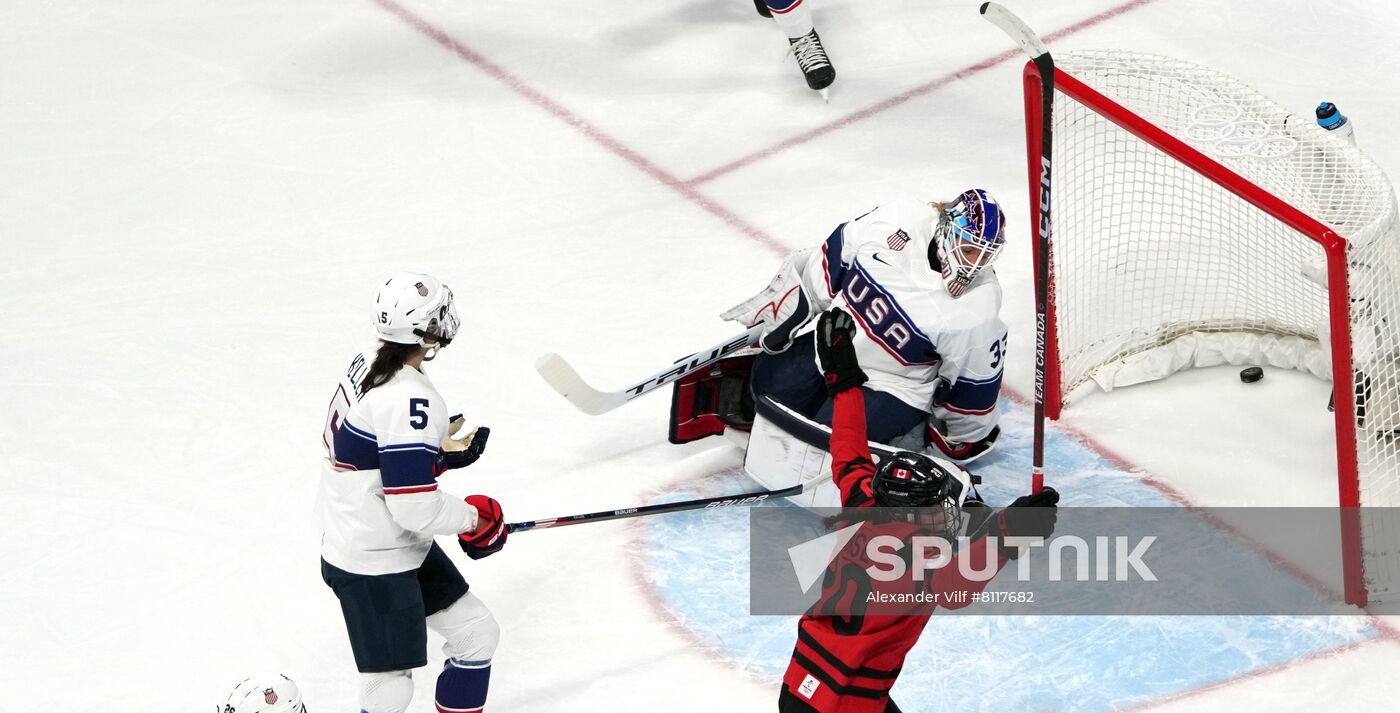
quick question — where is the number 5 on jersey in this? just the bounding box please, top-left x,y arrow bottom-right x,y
409,398 -> 430,430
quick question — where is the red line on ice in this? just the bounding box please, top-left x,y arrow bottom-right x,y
369,0 -> 789,255
1115,637 -> 1400,712
369,0 -> 1156,256
685,0 -> 1160,187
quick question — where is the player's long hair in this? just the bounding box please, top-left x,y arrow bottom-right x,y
362,340 -> 421,394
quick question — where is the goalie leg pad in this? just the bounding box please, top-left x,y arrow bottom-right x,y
669,355 -> 757,444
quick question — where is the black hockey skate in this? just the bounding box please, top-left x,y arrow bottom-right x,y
788,29 -> 834,99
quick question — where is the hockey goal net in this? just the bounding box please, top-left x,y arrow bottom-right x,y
1026,51 -> 1400,606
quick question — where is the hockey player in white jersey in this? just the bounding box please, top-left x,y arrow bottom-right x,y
752,0 -> 835,98
319,272 -> 504,713
669,190 -> 1008,463
718,189 -> 1010,461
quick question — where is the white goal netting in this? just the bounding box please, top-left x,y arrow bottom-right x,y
1048,50 -> 1400,602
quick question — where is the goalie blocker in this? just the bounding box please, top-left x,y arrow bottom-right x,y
668,357 -> 985,507
670,354 -> 758,444
669,354 -> 1000,459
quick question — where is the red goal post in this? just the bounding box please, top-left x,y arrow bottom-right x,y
1024,51 -> 1400,607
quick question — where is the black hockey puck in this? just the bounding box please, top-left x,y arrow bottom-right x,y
1240,366 -> 1264,383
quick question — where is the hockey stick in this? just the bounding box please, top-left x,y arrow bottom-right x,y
980,2 -> 1053,494
506,483 -> 803,533
535,324 -> 763,416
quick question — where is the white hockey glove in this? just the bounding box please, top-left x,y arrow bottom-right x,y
721,248 -> 817,354
437,416 -> 489,472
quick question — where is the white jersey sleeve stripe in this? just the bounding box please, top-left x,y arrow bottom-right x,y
384,483 -> 440,495
819,224 -> 849,297
936,401 -> 997,416
379,443 -> 441,454
343,419 -> 376,441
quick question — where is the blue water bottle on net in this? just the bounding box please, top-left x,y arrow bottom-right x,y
1316,101 -> 1357,145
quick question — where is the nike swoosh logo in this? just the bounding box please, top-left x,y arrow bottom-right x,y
871,252 -> 891,266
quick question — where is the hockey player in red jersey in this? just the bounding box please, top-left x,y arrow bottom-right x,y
778,308 -> 1059,713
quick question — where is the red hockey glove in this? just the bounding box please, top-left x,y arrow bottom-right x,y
459,495 -> 507,559
815,308 -> 868,395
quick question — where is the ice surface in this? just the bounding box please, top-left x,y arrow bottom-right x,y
4,0 -> 1400,710
636,400 -> 1377,712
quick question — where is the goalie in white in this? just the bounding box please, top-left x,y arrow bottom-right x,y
717,189 -> 1010,462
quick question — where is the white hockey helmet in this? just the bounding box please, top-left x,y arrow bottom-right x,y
372,272 -> 461,347
217,673 -> 307,713
932,189 -> 1007,297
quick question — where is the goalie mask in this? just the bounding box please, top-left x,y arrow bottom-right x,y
872,451 -> 964,539
217,673 -> 307,713
372,272 -> 461,350
932,189 -> 1007,298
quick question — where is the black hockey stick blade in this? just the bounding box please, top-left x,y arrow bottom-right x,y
506,483 -> 802,533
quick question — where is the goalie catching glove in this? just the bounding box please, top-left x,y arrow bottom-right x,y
459,494 -> 507,559
437,416 -> 489,473
720,248 -> 817,354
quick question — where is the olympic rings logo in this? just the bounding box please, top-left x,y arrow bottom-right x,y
1183,103 -> 1297,159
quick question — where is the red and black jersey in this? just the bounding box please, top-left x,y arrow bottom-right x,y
780,389 -> 1007,713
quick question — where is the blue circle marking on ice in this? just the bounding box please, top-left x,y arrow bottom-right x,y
635,399 -> 1377,712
